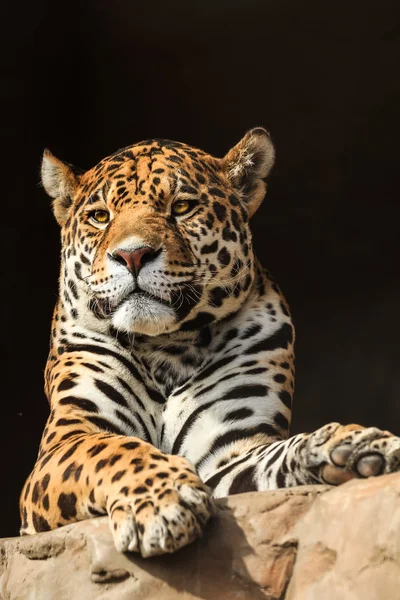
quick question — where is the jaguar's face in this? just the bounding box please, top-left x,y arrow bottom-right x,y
42,130 -> 274,336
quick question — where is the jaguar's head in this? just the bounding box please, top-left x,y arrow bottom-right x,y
42,129 -> 274,336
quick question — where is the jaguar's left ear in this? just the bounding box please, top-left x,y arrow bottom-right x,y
222,127 -> 275,217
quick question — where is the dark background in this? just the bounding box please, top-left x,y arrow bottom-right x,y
1,0 -> 399,537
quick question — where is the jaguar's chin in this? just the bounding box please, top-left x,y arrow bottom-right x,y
111,292 -> 177,336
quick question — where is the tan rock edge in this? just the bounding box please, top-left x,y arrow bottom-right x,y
1,473 -> 400,600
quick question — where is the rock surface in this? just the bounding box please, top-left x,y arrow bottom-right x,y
1,473 -> 400,600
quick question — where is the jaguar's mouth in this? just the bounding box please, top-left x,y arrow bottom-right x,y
125,287 -> 174,309
127,287 -> 161,301
129,287 -> 149,296
110,283 -> 178,336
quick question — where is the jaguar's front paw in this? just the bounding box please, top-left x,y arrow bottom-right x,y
107,453 -> 215,557
301,423 -> 400,485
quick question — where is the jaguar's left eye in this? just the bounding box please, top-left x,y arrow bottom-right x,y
89,209 -> 110,224
172,200 -> 196,216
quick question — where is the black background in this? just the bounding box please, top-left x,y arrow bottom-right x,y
1,0 -> 399,537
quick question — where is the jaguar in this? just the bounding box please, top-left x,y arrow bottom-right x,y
20,128 -> 400,557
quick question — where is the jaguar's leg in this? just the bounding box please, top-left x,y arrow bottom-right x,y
201,423 -> 400,497
21,431 -> 214,557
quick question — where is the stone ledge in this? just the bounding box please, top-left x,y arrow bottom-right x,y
1,474 -> 400,599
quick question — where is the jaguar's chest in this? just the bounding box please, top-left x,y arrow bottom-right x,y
134,338 -> 212,398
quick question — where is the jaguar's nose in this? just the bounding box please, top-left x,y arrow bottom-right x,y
112,246 -> 157,275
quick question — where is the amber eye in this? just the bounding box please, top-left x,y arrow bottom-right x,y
89,209 -> 110,224
172,200 -> 195,216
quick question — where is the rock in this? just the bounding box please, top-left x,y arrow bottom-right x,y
285,472 -> 400,600
1,474 -> 400,599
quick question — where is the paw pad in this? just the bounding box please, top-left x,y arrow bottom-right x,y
330,445 -> 352,467
356,453 -> 384,478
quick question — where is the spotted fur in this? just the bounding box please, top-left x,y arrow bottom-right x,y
20,129 -> 400,556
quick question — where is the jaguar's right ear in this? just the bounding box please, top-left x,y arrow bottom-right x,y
41,149 -> 81,226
